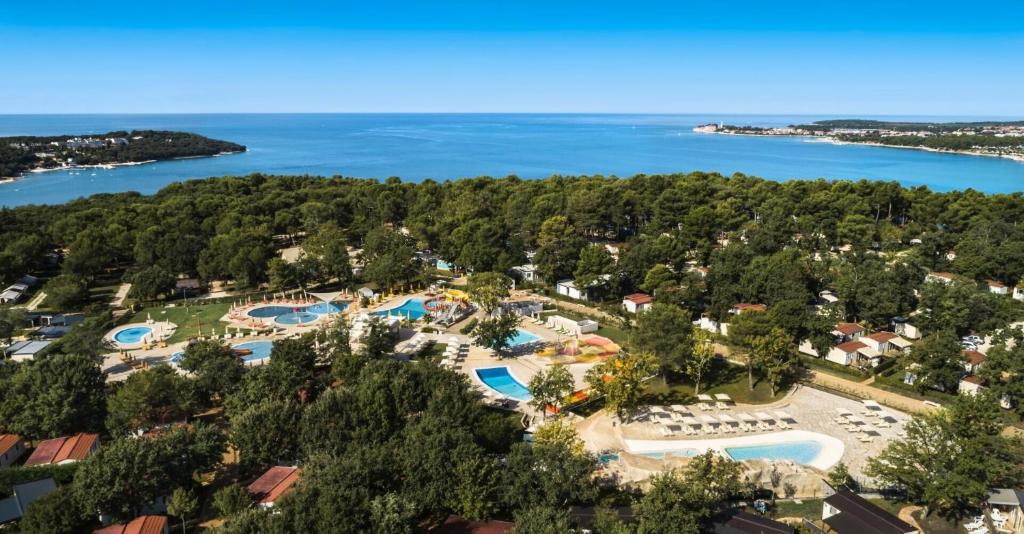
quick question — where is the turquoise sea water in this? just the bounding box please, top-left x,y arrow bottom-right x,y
1,113 -> 1023,207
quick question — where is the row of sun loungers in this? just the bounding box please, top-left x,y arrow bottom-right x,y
645,405 -> 798,436
440,337 -> 469,368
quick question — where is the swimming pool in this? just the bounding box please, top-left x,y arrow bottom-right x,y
113,326 -> 153,345
373,298 -> 429,320
598,453 -> 620,464
247,302 -> 345,325
475,366 -> 532,401
232,341 -> 274,362
509,329 -> 541,347
638,450 -> 700,460
725,441 -> 823,464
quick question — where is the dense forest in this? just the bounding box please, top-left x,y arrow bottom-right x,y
832,132 -> 1024,151
794,119 -> 1024,132
0,130 -> 245,177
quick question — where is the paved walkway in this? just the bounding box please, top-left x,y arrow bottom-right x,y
110,283 -> 131,308
24,291 -> 47,311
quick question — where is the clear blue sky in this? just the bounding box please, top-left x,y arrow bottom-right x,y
2,0 -> 1022,115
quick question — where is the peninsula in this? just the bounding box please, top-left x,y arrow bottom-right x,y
0,130 -> 246,180
695,119 -> 1024,161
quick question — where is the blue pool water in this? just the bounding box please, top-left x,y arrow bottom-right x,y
436,260 -> 452,271
475,366 -> 532,401
170,351 -> 184,363
373,298 -> 429,320
725,441 -> 822,465
232,341 -> 274,362
509,329 -> 541,347
247,302 -> 345,324
638,450 -> 700,460
113,326 -> 153,344
598,453 -> 620,464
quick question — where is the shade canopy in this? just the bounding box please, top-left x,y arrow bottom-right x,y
697,394 -> 714,402
714,393 -> 732,402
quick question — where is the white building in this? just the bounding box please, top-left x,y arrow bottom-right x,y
622,293 -> 653,314
511,264 -> 538,282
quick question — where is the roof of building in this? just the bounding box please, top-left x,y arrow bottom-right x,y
0,477 -> 57,524
0,435 -> 22,456
823,489 -> 915,534
715,511 -> 794,534
836,340 -> 867,353
248,466 -> 300,504
834,323 -> 865,335
569,506 -> 635,530
24,433 -> 99,466
988,280 -> 1006,288
94,515 -> 169,534
929,271 -> 955,280
865,332 -> 898,342
962,375 -> 985,385
733,303 -> 767,312
4,340 -> 52,356
964,350 -> 987,366
623,293 -> 653,305
889,337 -> 914,349
989,488 -> 1024,507
431,516 -> 515,534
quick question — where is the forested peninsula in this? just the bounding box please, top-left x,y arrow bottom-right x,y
695,119 -> 1024,161
0,130 -> 246,179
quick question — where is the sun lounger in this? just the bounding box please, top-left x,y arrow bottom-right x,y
659,426 -> 673,436
777,420 -> 790,429
716,402 -> 729,410
859,435 -> 874,443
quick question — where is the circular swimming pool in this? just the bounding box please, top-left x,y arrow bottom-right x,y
246,302 -> 346,325
275,312 -> 319,325
113,326 -> 153,345
232,341 -> 274,362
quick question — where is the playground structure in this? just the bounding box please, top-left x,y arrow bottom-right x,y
536,334 -> 620,364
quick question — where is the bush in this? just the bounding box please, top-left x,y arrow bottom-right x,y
798,355 -> 869,380
460,318 -> 479,335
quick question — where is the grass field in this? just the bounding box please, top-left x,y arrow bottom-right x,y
543,307 -> 631,347
128,301 -> 232,344
641,358 -> 794,405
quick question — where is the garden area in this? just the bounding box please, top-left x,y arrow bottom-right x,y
641,357 -> 797,406
127,301 -> 232,344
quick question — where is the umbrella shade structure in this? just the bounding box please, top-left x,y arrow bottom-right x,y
649,406 -> 667,414
877,411 -> 897,422
717,414 -> 737,425
861,400 -> 882,410
773,410 -> 796,422
754,412 -> 775,421
681,416 -> 701,427
699,415 -> 719,425
697,394 -> 714,402
837,408 -> 854,417
714,393 -> 733,402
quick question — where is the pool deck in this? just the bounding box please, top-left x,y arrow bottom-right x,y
624,429 -> 844,471
105,321 -> 177,349
576,385 -> 909,479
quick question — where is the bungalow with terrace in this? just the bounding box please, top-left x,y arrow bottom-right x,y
960,375 -> 989,396
94,515 -> 170,534
622,293 -> 653,314
1014,286 -> 1024,302
891,316 -> 921,340
24,433 -> 100,466
989,280 -> 1010,295
3,340 -> 53,362
730,303 -> 767,315
834,323 -> 865,342
964,350 -> 986,374
821,487 -> 916,534
987,488 -> 1024,534
859,332 -> 898,354
0,435 -> 25,467
826,340 -> 881,367
925,271 -> 956,284
510,264 -> 538,283
714,511 -> 794,534
555,275 -> 611,302
248,466 -> 300,508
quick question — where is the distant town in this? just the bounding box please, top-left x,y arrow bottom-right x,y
0,130 -> 246,180
695,119 -> 1024,161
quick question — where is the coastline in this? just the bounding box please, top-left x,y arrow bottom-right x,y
1,149 -> 246,184
693,128 -> 1024,163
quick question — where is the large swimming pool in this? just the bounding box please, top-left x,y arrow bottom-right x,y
725,441 -> 823,464
113,326 -> 153,345
475,366 -> 532,401
247,302 -> 346,325
233,341 -> 274,362
509,329 -> 541,347
373,298 -> 429,320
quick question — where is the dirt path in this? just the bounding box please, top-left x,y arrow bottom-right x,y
899,505 -> 925,533
110,283 -> 131,308
807,370 -> 936,415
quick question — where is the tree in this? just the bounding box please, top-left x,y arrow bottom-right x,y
533,418 -> 586,457
527,365 -> 575,418
574,244 -> 616,289
0,354 -> 106,439
585,351 -> 658,420
632,303 -> 693,379
361,227 -> 419,290
980,327 -> 1024,414
178,340 -> 244,404
866,393 -> 1024,518
592,507 -> 634,534
360,316 -> 396,360
267,257 -> 302,291
533,216 -> 585,283
635,452 -> 742,534
129,265 -> 176,301
229,399 -> 303,473
167,487 -> 199,534
213,483 -> 252,519
369,493 -> 417,534
467,272 -> 513,314
0,307 -> 26,344
504,441 -> 596,511
827,462 -> 857,491
749,328 -> 794,396
906,330 -> 965,393
106,365 -> 198,436
510,506 -> 573,534
303,223 -> 354,286
19,486 -> 93,534
41,274 -> 89,310
641,264 -> 679,295
469,313 -> 520,357
686,328 -> 716,396
321,317 -> 357,380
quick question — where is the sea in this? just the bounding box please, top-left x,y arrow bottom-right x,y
1,113 -> 1023,207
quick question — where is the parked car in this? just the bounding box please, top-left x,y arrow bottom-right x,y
963,335 -> 983,345
961,341 -> 978,351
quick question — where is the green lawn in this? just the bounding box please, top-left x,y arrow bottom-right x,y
640,358 -> 794,405
128,301 -> 232,344
542,308 -> 631,347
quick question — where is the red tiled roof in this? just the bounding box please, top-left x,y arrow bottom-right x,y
623,293 -> 653,305
24,433 -> 99,465
834,323 -> 864,335
0,434 -> 22,456
432,516 -> 515,534
963,350 -> 986,365
929,271 -> 955,279
836,340 -> 867,353
734,303 -> 767,312
865,332 -> 898,342
988,280 -> 1006,288
94,515 -> 168,534
248,466 -> 300,505
962,375 -> 985,385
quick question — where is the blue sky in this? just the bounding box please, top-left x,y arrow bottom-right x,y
2,1 -> 1022,115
